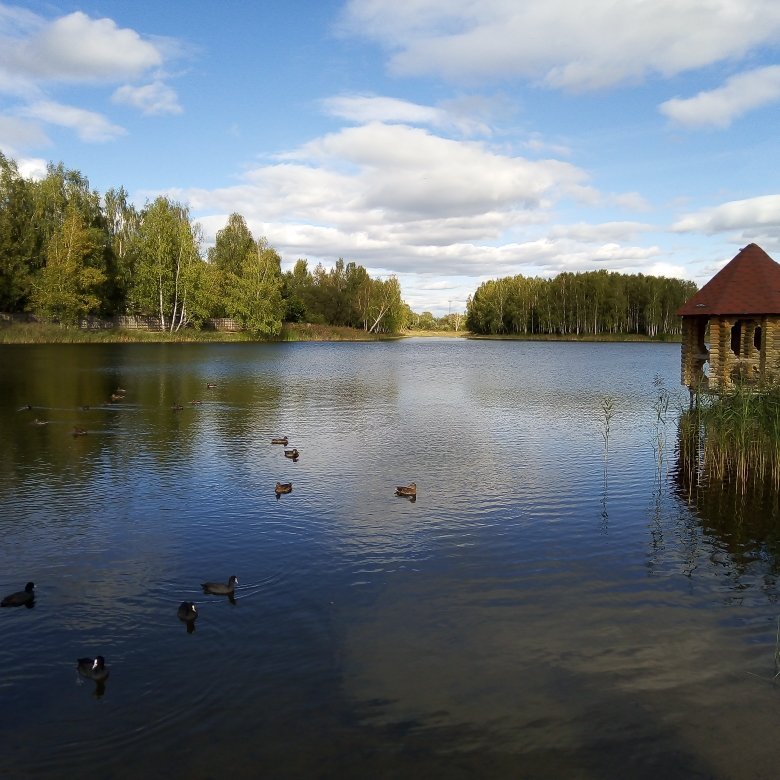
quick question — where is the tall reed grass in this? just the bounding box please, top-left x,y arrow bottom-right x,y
679,381 -> 780,491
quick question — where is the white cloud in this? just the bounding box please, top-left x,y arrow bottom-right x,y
339,0 -> 780,90
673,194 -> 780,234
323,94 -> 490,135
112,81 -> 182,115
16,156 -> 47,179
5,11 -> 162,81
158,120 -> 665,299
0,114 -> 49,154
659,66 -> 780,127
549,221 -> 652,243
20,100 -> 125,143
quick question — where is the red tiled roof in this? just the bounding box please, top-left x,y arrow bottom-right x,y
677,243 -> 780,316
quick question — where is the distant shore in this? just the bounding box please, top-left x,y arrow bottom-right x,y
0,321 -> 679,344
0,321 -> 397,344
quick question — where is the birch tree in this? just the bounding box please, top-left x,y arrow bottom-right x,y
129,197 -> 205,330
30,204 -> 106,324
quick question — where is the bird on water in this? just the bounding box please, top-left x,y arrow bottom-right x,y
201,575 -> 238,595
1,582 -> 35,607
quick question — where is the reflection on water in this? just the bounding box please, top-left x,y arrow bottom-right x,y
2,340 -> 780,778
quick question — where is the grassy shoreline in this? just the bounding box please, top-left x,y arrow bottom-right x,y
0,321 -> 680,344
0,321 -> 400,344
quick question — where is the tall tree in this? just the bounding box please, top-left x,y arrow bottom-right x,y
0,153 -> 37,311
29,204 -> 106,324
103,186 -> 140,313
208,213 -> 255,317
226,237 -> 285,336
128,197 -> 205,331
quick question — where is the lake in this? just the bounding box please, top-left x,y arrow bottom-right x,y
1,339 -> 779,779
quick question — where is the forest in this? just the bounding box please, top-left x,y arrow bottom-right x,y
465,270 -> 697,337
1,151 -> 696,339
0,153 -> 406,336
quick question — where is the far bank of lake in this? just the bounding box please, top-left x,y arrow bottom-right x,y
1,320 -> 679,345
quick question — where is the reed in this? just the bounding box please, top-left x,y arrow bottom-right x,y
600,395 -> 615,464
679,380 -> 780,491
652,374 -> 671,479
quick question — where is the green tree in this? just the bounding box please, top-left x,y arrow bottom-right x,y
128,197 -> 205,331
103,186 -> 140,314
208,213 -> 255,317
226,237 -> 285,336
29,204 -> 106,324
0,153 -> 37,311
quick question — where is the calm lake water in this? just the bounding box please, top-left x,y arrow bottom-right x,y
2,339 -> 780,779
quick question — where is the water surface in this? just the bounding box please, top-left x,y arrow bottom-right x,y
1,339 -> 779,779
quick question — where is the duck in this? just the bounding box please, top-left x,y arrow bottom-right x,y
177,601 -> 198,621
201,575 -> 238,595
284,448 -> 299,459
1,582 -> 35,607
17,404 -> 32,412
275,482 -> 293,495
72,426 -> 88,437
395,482 -> 417,497
206,382 -> 217,389
189,399 -> 202,405
32,418 -> 48,426
116,387 -> 127,394
110,393 -> 124,402
77,655 -> 110,683
271,437 -> 288,445
171,403 -> 184,411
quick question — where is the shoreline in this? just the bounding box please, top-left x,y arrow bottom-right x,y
0,321 -> 680,345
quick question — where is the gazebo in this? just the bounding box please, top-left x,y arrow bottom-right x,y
677,243 -> 780,390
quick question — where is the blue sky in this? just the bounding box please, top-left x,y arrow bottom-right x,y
2,1 -> 780,315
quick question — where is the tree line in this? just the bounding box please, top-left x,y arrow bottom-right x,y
466,270 -> 697,337
0,153 -> 405,336
2,151 -> 700,339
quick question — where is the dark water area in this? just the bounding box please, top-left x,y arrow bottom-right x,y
1,339 -> 780,779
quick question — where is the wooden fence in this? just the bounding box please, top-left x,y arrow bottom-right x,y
1,312 -> 243,332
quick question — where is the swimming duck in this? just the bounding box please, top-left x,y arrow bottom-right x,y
275,482 -> 293,495
189,399 -> 202,405
17,404 -> 32,412
110,393 -> 124,402
1,582 -> 35,607
177,601 -> 198,621
178,601 -> 198,633
171,403 -> 184,411
271,437 -> 288,445
116,387 -> 127,394
32,418 -> 48,426
284,448 -> 299,459
206,383 -> 217,389
72,426 -> 88,437
77,655 -> 110,683
201,575 -> 238,595
395,482 -> 417,497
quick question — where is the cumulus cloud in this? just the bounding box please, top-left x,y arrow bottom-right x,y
659,66 -> 780,127
549,221 -> 653,243
157,118 -> 670,313
323,94 -> 491,135
20,100 -> 125,142
673,194 -> 780,234
4,10 -> 162,81
0,114 -> 49,154
16,156 -> 47,179
338,0 -> 780,90
112,81 -> 182,115
0,5 -> 182,129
